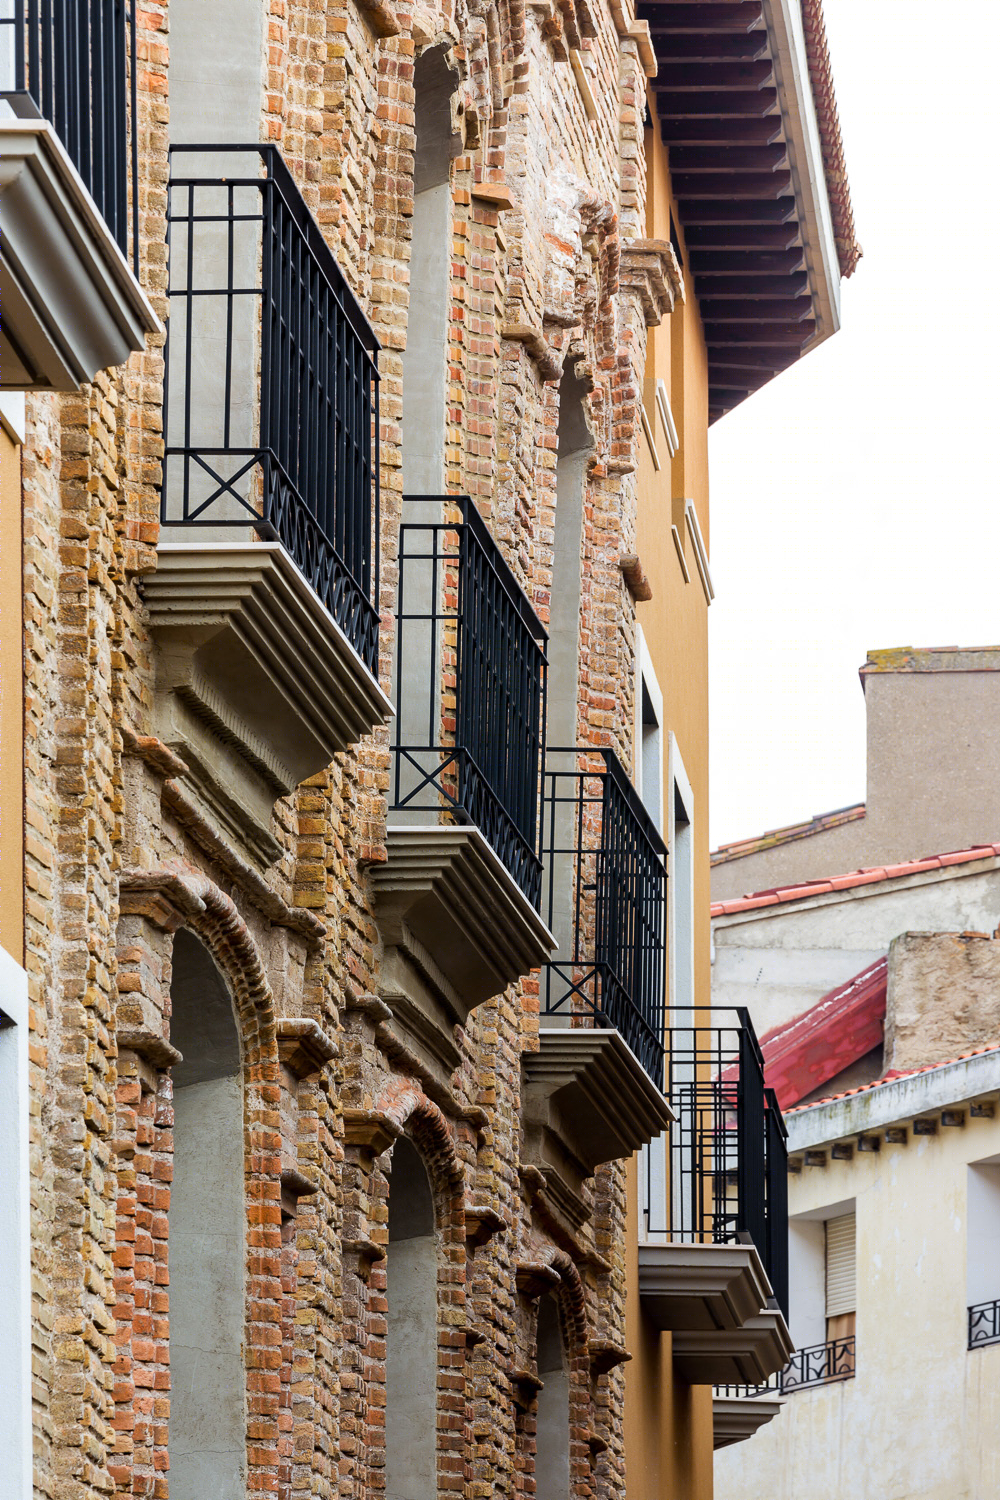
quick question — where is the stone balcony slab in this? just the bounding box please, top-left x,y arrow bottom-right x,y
712,1392 -> 783,1450
522,1028 -> 674,1229
637,1242 -> 772,1334
371,826 -> 555,1034
143,543 -> 392,860
0,122 -> 159,390
671,1307 -> 794,1387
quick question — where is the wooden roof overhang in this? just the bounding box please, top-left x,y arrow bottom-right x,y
637,0 -> 842,421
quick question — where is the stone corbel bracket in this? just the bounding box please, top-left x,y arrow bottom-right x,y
276,1017 -> 338,1079
619,239 -> 685,326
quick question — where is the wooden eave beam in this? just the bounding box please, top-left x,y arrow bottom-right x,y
689,247 -> 805,272
705,320 -> 816,345
657,117 -> 783,145
701,272 -> 808,297
684,224 -> 800,250
640,4 -> 764,32
701,295 -> 814,321
672,171 -> 792,198
669,144 -> 788,172
655,60 -> 774,89
647,33 -> 769,60
705,345 -> 805,370
678,198 -> 796,223
653,89 -> 778,115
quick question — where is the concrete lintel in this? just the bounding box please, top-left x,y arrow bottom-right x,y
712,1393 -> 784,1450
372,825 -> 556,1018
637,1242 -> 771,1335
0,122 -> 159,391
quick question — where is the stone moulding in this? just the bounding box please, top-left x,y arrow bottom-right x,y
671,1308 -> 794,1387
371,825 -> 557,1020
712,1392 -> 783,1450
619,238 -> 685,327
0,121 -> 159,390
637,1242 -> 772,1334
142,542 -> 394,791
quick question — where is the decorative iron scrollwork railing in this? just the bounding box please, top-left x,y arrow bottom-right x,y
390,495 -> 547,906
162,144 -> 381,675
716,1334 -> 856,1397
538,748 -> 667,1085
1,0 -> 137,268
656,1007 -> 789,1315
969,1298 -> 1000,1350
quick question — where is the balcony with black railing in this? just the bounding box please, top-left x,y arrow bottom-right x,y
538,747 -> 668,1086
144,144 -> 392,853
969,1298 -> 1000,1350
638,1008 -> 792,1385
370,495 -> 555,1030
1,0 -> 156,388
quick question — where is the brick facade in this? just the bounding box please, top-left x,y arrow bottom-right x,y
18,0 -> 676,1497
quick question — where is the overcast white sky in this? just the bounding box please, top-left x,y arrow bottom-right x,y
707,0 -> 1000,849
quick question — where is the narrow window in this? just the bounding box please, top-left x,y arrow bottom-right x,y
401,46 -> 459,494
535,1295 -> 570,1500
385,1138 -> 437,1500
169,930 -> 247,1500
825,1211 -> 856,1364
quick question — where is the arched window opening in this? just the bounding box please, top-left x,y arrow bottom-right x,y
385,1137 -> 438,1500
535,1294 -> 571,1500
401,44 -> 460,494
169,929 -> 247,1500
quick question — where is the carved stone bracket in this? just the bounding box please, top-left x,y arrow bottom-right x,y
515,1260 -> 563,1299
343,1107 -> 402,1157
276,1017 -> 338,1079
619,239 -> 685,326
589,1339 -> 632,1376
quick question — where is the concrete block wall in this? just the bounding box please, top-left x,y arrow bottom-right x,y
15,0 -> 666,1495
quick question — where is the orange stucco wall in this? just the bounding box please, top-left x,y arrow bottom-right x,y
1,424 -> 24,962
622,102 -> 715,1500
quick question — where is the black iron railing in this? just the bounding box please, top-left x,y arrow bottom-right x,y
162,145 -> 380,674
781,1335 -> 855,1391
539,748 -> 667,1084
716,1335 -> 855,1396
1,0 -> 137,269
969,1299 -> 1000,1350
654,1007 -> 789,1314
390,496 -> 547,905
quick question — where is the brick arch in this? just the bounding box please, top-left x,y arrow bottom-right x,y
114,863 -> 283,1500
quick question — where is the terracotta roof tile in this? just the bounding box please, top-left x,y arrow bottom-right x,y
758,957 -> 887,1110
711,804 -> 865,867
801,0 -> 861,277
710,843 -> 1000,918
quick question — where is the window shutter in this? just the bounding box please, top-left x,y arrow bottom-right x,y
825,1213 -> 856,1318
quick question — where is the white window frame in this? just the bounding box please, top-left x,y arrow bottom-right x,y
0,945 -> 31,1498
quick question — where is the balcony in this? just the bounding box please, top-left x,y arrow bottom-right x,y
711,1381 -> 783,1450
371,496 -> 554,1056
1,0 -> 157,388
780,1334 -> 855,1390
638,1009 -> 792,1384
969,1298 -> 1000,1350
538,747 -> 668,1085
146,145 -> 391,858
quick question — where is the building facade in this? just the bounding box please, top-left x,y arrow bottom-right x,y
1,1 -> 854,1497
714,930 -> 1000,1500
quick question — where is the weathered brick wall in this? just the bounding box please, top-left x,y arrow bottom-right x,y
20,0 -> 668,1494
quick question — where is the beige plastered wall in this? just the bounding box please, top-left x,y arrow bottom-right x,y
715,1110 -> 1000,1500
622,104 -> 714,1500
1,425 -> 24,964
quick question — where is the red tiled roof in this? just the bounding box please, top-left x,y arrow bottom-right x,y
710,843 -> 1000,917
786,1041 -> 1000,1115
711,804 -> 865,868
758,958 -> 887,1110
800,0 -> 861,278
